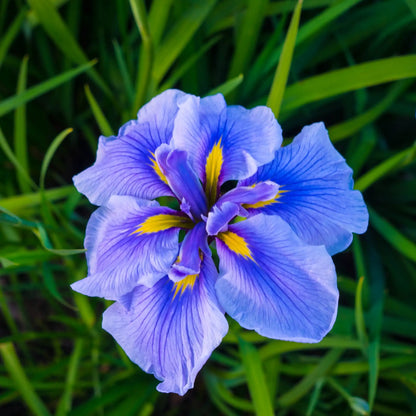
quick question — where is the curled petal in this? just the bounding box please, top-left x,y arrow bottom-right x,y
242,122 -> 368,254
71,196 -> 182,299
73,89 -> 186,205
171,94 -> 282,189
215,214 -> 338,342
102,256 -> 228,395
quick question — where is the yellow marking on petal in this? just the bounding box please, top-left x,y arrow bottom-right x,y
149,152 -> 168,185
217,231 -> 254,261
172,274 -> 198,299
243,188 -> 289,209
131,214 -> 194,235
205,139 -> 223,206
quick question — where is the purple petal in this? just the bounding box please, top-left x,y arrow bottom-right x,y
73,89 -> 187,205
215,214 -> 338,342
241,122 -> 369,254
171,94 -> 282,185
71,196 -> 181,299
102,256 -> 228,395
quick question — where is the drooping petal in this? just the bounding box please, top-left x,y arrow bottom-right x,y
102,256 -> 228,395
215,214 -> 338,343
241,122 -> 368,254
73,89 -> 187,205
206,181 -> 279,235
171,94 -> 282,196
155,144 -> 207,219
71,196 -> 187,300
169,222 -> 210,282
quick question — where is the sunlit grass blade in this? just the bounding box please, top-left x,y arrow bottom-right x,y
152,0 -> 216,84
355,141 -> 416,191
129,0 -> 153,113
148,0 -> 173,47
0,9 -> 25,69
267,0 -> 303,118
355,276 -> 368,354
14,55 -> 30,194
27,0 -> 110,95
281,55 -> 416,113
84,85 -> 114,137
0,342 -> 52,416
207,74 -> 244,97
0,60 -> 96,118
0,126 -> 37,191
369,207 -> 416,262
239,337 -> 274,416
329,80 -> 411,142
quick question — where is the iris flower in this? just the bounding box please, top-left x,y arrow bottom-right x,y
72,90 -> 368,395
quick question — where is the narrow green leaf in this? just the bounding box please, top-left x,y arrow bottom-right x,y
282,55 -> 416,113
41,264 -> 73,308
355,141 -> 416,191
278,348 -> 343,406
239,338 -> 274,416
369,207 -> 416,263
14,55 -> 30,194
368,339 -> 380,410
112,40 -> 135,105
153,0 -> 216,83
267,0 -> 303,118
207,74 -> 244,97
0,126 -> 37,190
84,86 -> 114,137
0,60 -> 97,118
148,0 -> 174,47
39,128 -> 73,190
355,276 -> 369,353
306,378 -> 325,416
0,342 -> 52,416
27,0 -> 110,95
0,9 -> 25,69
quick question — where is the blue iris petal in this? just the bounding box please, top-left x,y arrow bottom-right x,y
71,196 -> 181,300
102,256 -> 228,396
73,89 -> 186,205
241,122 -> 369,254
216,214 -> 338,342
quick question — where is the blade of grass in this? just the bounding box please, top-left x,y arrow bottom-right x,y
0,60 -> 97,118
112,40 -> 134,105
207,74 -> 244,97
148,0 -> 174,47
14,55 -> 30,194
368,207 -> 416,263
129,0 -> 153,113
355,141 -> 416,191
0,342 -> 52,416
0,9 -> 25,69
239,337 -> 274,416
281,55 -> 416,114
267,0 -> 303,118
355,276 -> 369,354
27,0 -> 110,95
84,86 -> 114,137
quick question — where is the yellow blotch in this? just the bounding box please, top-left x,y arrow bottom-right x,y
149,152 -> 168,185
205,139 -> 223,206
217,231 -> 254,261
172,274 -> 198,299
243,188 -> 289,209
131,214 -> 193,235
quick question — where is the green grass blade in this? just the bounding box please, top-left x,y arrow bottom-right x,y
0,342 -> 52,416
148,0 -> 174,47
14,55 -> 30,194
84,85 -> 114,137
0,60 -> 96,118
267,0 -> 303,118
282,55 -> 416,113
207,74 -> 244,97
239,338 -> 274,416
129,0 -> 153,112
39,128 -> 73,190
368,207 -> 416,263
355,141 -> 416,191
0,126 -> 37,190
27,0 -> 110,95
0,9 -> 25,69
153,0 -> 216,84
355,276 -> 369,353
112,40 -> 135,105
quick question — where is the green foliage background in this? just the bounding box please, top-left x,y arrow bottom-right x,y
1,0 -> 416,414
